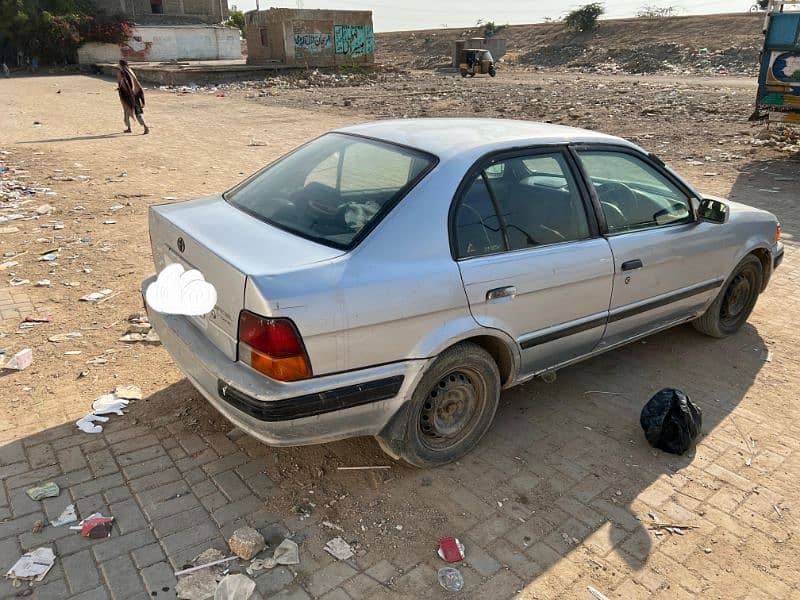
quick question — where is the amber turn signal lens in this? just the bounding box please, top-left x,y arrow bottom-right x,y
776,223 -> 781,242
250,351 -> 311,382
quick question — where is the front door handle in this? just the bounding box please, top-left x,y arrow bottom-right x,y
621,259 -> 643,272
486,286 -> 516,301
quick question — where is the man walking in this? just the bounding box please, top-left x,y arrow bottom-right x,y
116,59 -> 149,134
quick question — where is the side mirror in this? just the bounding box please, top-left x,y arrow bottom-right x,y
697,198 -> 729,224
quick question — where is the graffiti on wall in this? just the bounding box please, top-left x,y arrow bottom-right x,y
334,24 -> 375,57
294,32 -> 332,53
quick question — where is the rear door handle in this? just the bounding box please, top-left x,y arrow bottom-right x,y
486,286 -> 516,301
621,259 -> 643,272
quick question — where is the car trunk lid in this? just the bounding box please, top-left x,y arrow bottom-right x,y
148,195 -> 344,360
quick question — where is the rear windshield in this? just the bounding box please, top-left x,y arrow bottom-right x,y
226,133 -> 435,249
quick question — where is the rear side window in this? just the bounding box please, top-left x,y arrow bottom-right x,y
453,151 -> 591,258
227,133 -> 435,249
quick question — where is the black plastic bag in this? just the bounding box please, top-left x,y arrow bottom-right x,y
640,388 -> 702,455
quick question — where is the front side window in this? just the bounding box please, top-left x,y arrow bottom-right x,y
227,133 -> 434,249
453,151 -> 591,258
577,151 -> 692,234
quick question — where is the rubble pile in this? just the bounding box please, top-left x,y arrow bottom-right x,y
520,44 -> 759,76
159,65 -> 409,95
752,125 -> 800,153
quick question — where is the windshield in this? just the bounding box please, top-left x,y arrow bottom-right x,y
226,133 -> 435,249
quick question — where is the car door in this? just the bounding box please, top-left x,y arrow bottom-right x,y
453,147 -> 615,377
572,146 -> 729,350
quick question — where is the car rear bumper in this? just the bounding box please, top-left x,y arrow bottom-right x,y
142,276 -> 428,447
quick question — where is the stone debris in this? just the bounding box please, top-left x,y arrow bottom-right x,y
175,549 -> 232,600
228,527 -> 265,561
0,348 -> 32,370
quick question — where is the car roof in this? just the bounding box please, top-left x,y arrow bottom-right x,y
336,118 -> 640,161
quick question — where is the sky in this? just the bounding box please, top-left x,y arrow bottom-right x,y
227,0 -> 760,32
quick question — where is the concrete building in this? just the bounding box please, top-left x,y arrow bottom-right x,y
245,8 -> 374,67
93,0 -> 229,25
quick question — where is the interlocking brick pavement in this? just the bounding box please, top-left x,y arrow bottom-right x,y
1,75 -> 799,599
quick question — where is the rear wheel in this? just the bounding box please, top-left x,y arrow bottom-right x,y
460,69 -> 468,78
488,66 -> 496,77
381,343 -> 500,468
693,255 -> 762,338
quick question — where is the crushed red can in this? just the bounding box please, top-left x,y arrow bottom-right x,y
81,517 -> 114,538
437,537 -> 465,562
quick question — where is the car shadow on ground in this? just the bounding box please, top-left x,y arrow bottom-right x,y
728,153 -> 800,238
0,318 -> 768,598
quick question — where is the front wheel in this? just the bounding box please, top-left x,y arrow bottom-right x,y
488,66 -> 496,77
380,343 -> 500,468
693,254 -> 762,338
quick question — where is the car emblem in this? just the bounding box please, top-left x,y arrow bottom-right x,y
177,237 -> 185,253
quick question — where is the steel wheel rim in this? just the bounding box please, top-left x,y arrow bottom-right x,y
720,268 -> 755,327
418,368 -> 486,451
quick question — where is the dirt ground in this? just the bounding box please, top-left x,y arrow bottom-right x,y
1,71 -> 799,599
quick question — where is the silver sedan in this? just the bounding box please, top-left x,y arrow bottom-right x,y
143,119 -> 783,468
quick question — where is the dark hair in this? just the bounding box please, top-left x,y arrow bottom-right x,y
119,59 -> 128,67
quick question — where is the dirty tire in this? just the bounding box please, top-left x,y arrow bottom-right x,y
469,72 -> 476,78
394,342 -> 500,468
693,254 -> 762,338
489,66 -> 497,77
460,69 -> 468,78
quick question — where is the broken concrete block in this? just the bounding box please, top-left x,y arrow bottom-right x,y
227,527 -> 265,561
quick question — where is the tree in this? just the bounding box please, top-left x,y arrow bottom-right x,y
0,0 -> 131,65
482,21 -> 507,38
224,9 -> 246,39
564,3 -> 604,32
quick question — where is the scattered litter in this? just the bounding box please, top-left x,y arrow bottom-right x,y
646,519 -> 698,535
1,348 -> 33,371
323,537 -> 354,561
5,547 -> 55,582
228,527 -> 265,561
114,384 -> 142,400
438,537 -> 465,562
80,289 -> 113,302
336,465 -> 392,471
175,549 -> 232,599
9,277 -> 29,286
214,574 -> 255,600
86,357 -> 108,366
76,414 -> 108,434
103,220 -> 116,225
92,393 -> 129,415
246,539 -> 299,575
774,505 -> 783,518
23,315 -> 52,323
119,330 -> 161,344
588,586 -> 611,600
32,520 -> 44,534
437,566 -> 464,592
640,388 -> 701,455
0,260 -> 19,270
64,351 -> 82,356
26,482 -> 59,501
51,504 -> 78,527
38,252 -> 58,262
48,332 -> 82,342
80,516 -> 114,538
321,521 -> 344,532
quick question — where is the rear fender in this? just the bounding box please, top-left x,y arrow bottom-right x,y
408,316 -> 521,386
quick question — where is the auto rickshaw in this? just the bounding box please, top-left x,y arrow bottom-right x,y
459,49 -> 496,77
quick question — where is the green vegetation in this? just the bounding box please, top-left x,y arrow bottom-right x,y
0,0 -> 131,64
224,8 -> 246,39
564,3 -> 605,32
482,21 -> 506,38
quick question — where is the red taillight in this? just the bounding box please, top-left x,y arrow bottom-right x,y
238,311 -> 311,381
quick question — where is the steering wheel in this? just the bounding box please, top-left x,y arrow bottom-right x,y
597,182 -> 637,230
